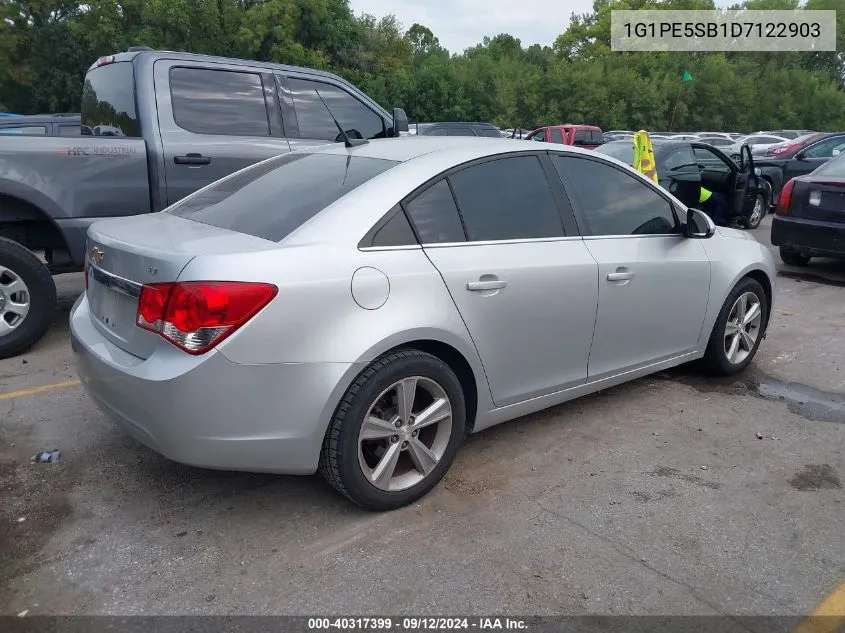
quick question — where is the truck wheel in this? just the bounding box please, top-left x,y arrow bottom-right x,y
0,237 -> 57,359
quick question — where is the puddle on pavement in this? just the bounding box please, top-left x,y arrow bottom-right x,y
661,366 -> 845,424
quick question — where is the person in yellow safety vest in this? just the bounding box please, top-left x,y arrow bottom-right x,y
699,185 -> 729,226
632,131 -> 658,183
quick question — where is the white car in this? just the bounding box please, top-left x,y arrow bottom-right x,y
725,134 -> 789,159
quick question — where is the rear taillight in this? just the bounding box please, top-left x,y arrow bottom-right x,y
766,141 -> 802,157
136,281 -> 278,355
775,178 -> 796,215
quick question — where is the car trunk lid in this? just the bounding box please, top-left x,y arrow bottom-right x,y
85,212 -> 279,359
790,179 -> 845,223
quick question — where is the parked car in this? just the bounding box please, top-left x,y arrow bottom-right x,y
0,113 -> 81,136
71,136 -> 776,511
725,134 -> 789,160
0,47 -> 408,358
415,122 -> 501,137
759,129 -> 813,140
755,132 -> 845,206
697,132 -> 734,140
526,124 -> 603,149
667,134 -> 702,141
699,137 -> 736,148
603,130 -> 634,142
771,152 -> 845,266
596,139 -> 773,229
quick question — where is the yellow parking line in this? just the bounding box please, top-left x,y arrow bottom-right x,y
0,379 -> 81,401
793,581 -> 845,633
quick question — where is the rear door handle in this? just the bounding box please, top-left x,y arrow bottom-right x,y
467,280 -> 508,291
607,271 -> 634,282
174,153 -> 211,165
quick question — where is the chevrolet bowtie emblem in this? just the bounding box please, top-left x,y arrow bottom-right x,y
91,246 -> 104,264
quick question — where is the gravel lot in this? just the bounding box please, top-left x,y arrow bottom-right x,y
1,215 -> 843,617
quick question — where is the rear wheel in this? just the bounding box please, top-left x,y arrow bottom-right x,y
702,277 -> 768,375
0,237 -> 56,359
743,193 -> 766,229
319,350 -> 466,511
779,246 -> 811,266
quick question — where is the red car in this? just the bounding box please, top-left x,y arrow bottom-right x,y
525,124 -> 604,149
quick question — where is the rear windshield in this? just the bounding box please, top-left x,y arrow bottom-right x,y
167,152 -> 399,241
81,62 -> 140,137
596,142 -> 634,165
475,127 -> 502,138
574,129 -> 603,144
811,154 -> 845,178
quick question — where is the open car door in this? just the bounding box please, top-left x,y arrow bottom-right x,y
734,144 -> 760,217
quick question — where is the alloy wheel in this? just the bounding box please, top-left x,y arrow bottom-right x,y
724,291 -> 762,365
357,376 -> 453,492
0,265 -> 31,337
748,195 -> 764,227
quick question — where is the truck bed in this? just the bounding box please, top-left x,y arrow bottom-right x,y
0,136 -> 150,267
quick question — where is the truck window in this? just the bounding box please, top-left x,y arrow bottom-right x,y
170,67 -> 271,137
81,61 -> 140,137
59,125 -> 81,136
0,126 -> 47,135
574,129 -> 602,144
287,77 -> 386,141
550,129 -> 564,144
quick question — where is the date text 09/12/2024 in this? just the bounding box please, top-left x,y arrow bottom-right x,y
307,617 -> 528,630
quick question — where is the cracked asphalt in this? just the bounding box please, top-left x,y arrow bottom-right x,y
1,214 -> 843,617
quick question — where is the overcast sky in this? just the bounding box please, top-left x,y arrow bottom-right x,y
348,0 -> 736,53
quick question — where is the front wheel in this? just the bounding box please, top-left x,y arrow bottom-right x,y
0,237 -> 57,359
319,350 -> 466,511
743,193 -> 766,229
702,277 -> 768,375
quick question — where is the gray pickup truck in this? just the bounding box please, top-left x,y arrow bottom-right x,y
0,47 -> 409,358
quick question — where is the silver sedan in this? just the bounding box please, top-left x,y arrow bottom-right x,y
71,137 -> 777,511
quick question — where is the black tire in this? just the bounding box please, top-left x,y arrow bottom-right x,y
0,237 -> 57,359
779,246 -> 811,267
742,193 -> 766,229
319,350 -> 466,511
702,277 -> 768,376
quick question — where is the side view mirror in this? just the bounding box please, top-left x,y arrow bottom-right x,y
795,151 -> 807,161
684,208 -> 716,239
391,108 -> 409,136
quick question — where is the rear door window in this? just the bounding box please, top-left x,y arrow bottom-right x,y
167,153 -> 398,241
550,129 -> 564,144
81,61 -> 140,137
170,67 -> 270,137
448,156 -> 564,241
287,77 -> 386,141
404,180 -> 466,244
58,124 -> 81,136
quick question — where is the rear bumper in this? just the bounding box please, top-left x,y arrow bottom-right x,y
771,215 -> 845,258
70,294 -> 361,474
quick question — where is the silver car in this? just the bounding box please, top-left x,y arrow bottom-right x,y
71,137 -> 777,511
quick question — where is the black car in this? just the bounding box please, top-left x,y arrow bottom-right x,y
596,139 -> 771,229
771,153 -> 845,266
414,122 -> 501,137
0,113 -> 81,136
755,132 -> 845,203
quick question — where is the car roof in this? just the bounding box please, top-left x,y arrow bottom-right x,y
306,136 -> 600,163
